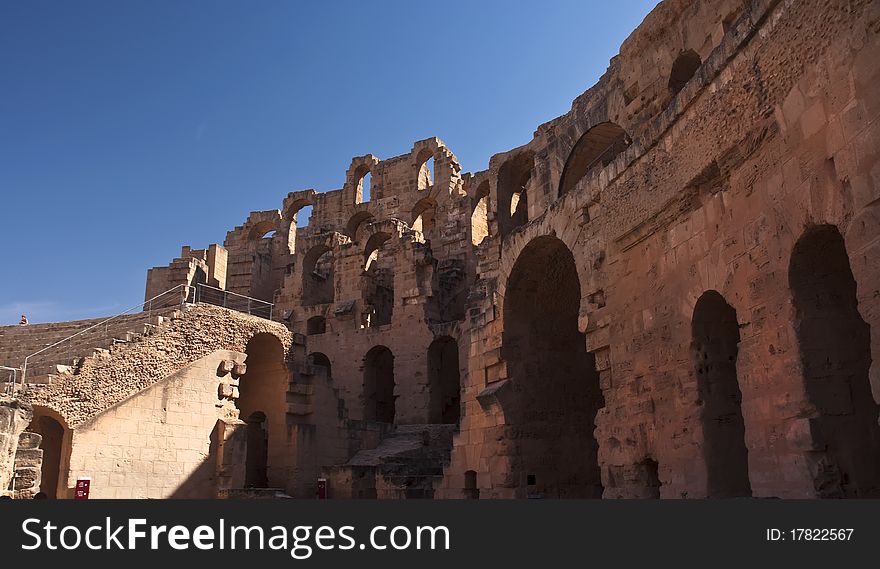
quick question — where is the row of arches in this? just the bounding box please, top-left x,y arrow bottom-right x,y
353,148 -> 439,205
362,339 -> 461,425
499,225 -> 880,498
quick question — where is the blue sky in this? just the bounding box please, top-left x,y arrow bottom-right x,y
0,0 -> 658,325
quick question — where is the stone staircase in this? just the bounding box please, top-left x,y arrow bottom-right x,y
334,424 -> 456,499
0,309 -> 180,391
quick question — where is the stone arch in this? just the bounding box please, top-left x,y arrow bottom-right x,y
497,151 -> 535,240
237,333 -> 289,489
301,244 -> 334,306
247,219 -> 278,241
558,122 -> 629,198
363,346 -> 395,423
27,406 -> 71,499
363,232 -> 392,270
471,180 -> 490,246
306,316 -> 326,335
428,336 -> 461,424
500,235 -> 603,497
668,49 -> 702,96
284,197 -> 315,253
309,352 -> 332,380
361,232 -> 394,327
345,211 -> 374,243
411,197 -> 437,236
789,224 -> 880,497
416,147 -> 435,190
354,164 -> 373,204
692,290 -> 752,498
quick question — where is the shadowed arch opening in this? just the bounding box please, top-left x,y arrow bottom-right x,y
309,352 -> 332,379
247,220 -> 278,242
789,225 -> 880,497
558,122 -> 629,198
363,346 -> 395,423
411,197 -> 437,236
302,245 -> 334,306
285,199 -> 314,253
692,290 -> 752,498
27,407 -> 71,499
502,236 -> 604,498
497,151 -> 534,239
428,336 -> 461,424
345,211 -> 374,243
417,148 -> 435,190
237,333 -> 288,489
306,316 -> 326,335
669,49 -> 702,96
471,180 -> 489,246
354,164 -> 373,204
361,232 -> 394,327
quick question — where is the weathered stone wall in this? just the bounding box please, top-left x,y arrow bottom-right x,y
0,398 -> 32,496
62,349 -> 245,499
438,0 -> 880,499
21,304 -> 291,429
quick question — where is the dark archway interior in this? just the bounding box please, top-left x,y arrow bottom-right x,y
362,234 -> 394,327
502,236 -> 604,498
29,414 -> 64,499
307,316 -> 326,335
237,333 -> 288,489
558,122 -> 629,198
789,225 -> 880,497
692,290 -> 752,498
497,152 -> 533,239
669,49 -> 702,95
309,352 -> 332,379
244,411 -> 268,488
464,470 -> 479,499
428,336 -> 461,424
364,346 -> 395,423
302,247 -> 334,306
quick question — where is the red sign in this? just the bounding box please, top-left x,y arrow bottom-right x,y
317,478 -> 327,499
74,478 -> 91,500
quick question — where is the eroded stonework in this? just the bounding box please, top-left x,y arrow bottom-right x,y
2,0 -> 880,499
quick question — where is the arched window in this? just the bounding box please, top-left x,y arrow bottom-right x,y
692,290 -> 751,498
363,346 -> 395,423
668,49 -> 701,96
558,122 -> 629,198
789,225 -> 880,497
302,245 -> 334,306
471,180 -> 490,245
355,166 -> 372,204
497,151 -> 534,239
417,148 -> 435,190
306,316 -> 326,335
411,198 -> 437,235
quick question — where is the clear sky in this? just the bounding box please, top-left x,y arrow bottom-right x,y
1,0 -> 659,325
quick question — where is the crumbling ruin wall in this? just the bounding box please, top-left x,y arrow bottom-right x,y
21,304 -> 291,428
438,0 -> 880,499
0,398 -> 33,496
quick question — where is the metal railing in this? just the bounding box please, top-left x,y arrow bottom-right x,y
192,283 -> 274,320
15,284 -> 193,396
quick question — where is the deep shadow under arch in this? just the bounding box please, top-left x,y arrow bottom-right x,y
502,236 -> 604,498
789,225 -> 880,497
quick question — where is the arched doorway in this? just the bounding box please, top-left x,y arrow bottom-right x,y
502,236 -> 604,498
363,346 -> 395,423
27,408 -> 69,499
236,333 -> 288,489
789,225 -> 880,497
692,290 -> 751,497
428,336 -> 461,424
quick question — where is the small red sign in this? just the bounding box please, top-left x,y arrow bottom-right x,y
317,478 -> 327,499
74,478 -> 91,500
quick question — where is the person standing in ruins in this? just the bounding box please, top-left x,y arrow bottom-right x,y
19,314 -> 28,326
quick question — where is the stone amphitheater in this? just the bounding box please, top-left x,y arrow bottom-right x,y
3,0 -> 880,499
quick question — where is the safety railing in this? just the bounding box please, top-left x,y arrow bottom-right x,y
191,283 -> 274,320
14,284 -> 193,396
